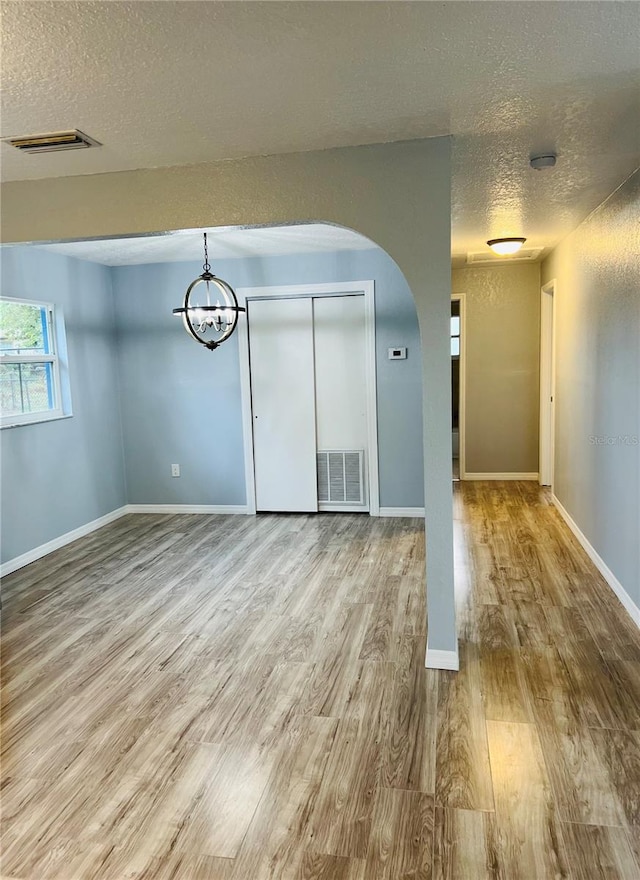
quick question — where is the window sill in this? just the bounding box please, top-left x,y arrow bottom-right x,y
1,412 -> 73,430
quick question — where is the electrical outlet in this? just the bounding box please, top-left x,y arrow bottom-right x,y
171,463 -> 180,477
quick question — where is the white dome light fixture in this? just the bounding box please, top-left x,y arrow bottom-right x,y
487,237 -> 527,256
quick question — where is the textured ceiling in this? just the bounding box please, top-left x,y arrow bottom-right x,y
1,1 -> 639,257
35,224 -> 377,265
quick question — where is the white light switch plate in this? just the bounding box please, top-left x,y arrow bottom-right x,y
388,347 -> 407,360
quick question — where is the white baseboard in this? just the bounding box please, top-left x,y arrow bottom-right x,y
1,506 -> 129,578
463,472 -> 539,481
318,504 -> 370,514
425,645 -> 460,671
552,493 -> 640,629
125,504 -> 250,515
378,507 -> 425,517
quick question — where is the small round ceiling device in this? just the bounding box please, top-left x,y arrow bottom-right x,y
530,153 -> 557,171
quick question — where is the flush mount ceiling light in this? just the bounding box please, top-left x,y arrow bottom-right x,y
486,237 -> 527,256
172,233 -> 245,350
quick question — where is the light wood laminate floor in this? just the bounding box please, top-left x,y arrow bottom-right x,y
2,482 -> 639,879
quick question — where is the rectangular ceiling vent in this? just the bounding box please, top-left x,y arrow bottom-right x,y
317,450 -> 365,506
467,247 -> 543,265
2,129 -> 101,154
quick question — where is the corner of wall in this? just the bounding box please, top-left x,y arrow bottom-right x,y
108,265 -> 129,505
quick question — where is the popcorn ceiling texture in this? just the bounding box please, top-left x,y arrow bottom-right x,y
2,1 -> 639,254
36,225 -> 378,267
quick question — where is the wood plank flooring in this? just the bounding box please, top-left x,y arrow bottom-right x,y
2,481 -> 640,879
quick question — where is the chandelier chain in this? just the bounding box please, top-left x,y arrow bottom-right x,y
202,232 -> 211,273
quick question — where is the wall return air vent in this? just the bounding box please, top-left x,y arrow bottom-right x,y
317,450 -> 366,507
2,129 -> 101,154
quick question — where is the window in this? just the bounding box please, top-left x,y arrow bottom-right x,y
451,314 -> 460,357
0,298 -> 65,427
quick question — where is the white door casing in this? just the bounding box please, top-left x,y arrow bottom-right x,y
539,280 -> 556,488
451,293 -> 467,481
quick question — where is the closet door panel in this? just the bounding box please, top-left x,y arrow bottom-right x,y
249,297 -> 318,512
313,295 -> 369,509
313,295 -> 367,450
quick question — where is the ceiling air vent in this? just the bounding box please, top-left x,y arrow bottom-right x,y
467,247 -> 543,265
2,129 -> 101,154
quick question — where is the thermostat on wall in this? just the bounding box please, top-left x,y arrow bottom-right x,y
388,347 -> 407,360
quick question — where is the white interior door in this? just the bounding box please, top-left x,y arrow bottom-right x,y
249,297 -> 318,512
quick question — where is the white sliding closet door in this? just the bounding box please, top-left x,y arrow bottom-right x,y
313,296 -> 367,450
313,295 -> 369,510
249,297 -> 318,512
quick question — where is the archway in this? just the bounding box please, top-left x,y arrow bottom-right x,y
1,137 -> 458,669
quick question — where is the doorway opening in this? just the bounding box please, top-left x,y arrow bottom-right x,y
451,294 -> 466,481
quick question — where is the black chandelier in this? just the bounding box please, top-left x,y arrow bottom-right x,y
172,233 -> 245,350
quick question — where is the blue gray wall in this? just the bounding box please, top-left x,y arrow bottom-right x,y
112,248 -> 424,509
542,169 -> 640,610
1,248 -> 127,564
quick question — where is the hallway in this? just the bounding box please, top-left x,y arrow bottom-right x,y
1,483 -> 639,878
449,481 -> 640,878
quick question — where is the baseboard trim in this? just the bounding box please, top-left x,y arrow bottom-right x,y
463,472 -> 539,481
125,504 -> 250,515
318,504 -> 370,514
425,646 -> 460,671
1,506 -> 129,577
378,506 -> 425,517
552,493 -> 640,629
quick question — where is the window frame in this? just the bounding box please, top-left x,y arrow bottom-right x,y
0,295 -> 65,428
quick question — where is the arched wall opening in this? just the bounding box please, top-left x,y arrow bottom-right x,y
0,137 -> 458,669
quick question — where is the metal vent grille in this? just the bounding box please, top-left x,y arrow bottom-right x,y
317,450 -> 364,505
2,129 -> 101,154
466,247 -> 543,265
